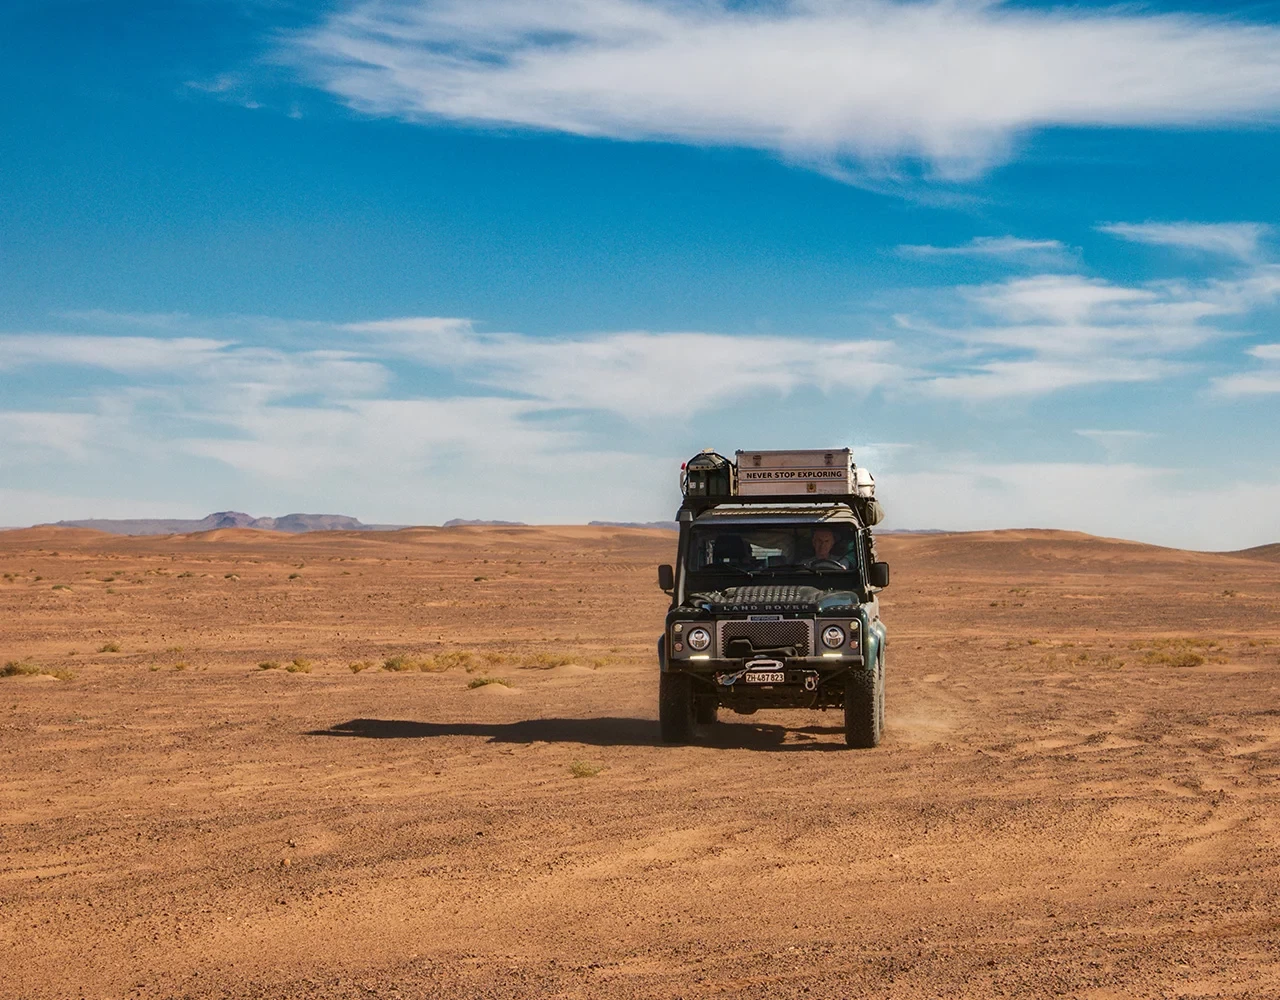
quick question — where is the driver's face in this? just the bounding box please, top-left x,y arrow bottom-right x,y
812,529 -> 835,558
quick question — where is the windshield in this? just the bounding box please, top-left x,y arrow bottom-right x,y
686,524 -> 861,576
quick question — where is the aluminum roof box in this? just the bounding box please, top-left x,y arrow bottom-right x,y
736,449 -> 870,497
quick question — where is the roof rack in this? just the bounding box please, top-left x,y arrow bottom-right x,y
677,448 -> 884,525
679,492 -> 866,517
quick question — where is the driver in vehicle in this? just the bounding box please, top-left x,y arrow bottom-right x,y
809,527 -> 850,568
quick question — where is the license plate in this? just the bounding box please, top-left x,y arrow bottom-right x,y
744,671 -> 785,684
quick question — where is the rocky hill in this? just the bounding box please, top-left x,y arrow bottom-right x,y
42,511 -> 402,536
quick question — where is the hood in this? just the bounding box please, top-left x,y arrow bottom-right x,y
687,584 -> 861,613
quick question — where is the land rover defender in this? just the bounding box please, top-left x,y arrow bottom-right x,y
656,448 -> 890,748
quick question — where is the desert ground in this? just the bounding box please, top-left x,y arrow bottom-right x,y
2,524 -> 1280,999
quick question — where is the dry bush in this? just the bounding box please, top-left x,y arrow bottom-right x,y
569,761 -> 603,778
258,660 -> 282,671
98,641 -> 121,653
349,660 -> 374,673
519,652 -> 575,670
382,654 -> 418,671
287,658 -> 311,673
3,660 -> 73,680
431,650 -> 476,672
468,676 -> 510,689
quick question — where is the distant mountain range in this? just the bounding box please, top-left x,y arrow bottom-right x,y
32,512 -> 948,537
42,511 -> 408,536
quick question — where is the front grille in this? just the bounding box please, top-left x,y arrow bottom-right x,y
717,619 -> 813,656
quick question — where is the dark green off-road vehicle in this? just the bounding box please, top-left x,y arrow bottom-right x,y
656,449 -> 889,748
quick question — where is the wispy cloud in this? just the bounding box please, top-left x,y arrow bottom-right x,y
909,267 -> 1280,398
897,236 -> 1069,264
288,0 -> 1280,180
1212,342 -> 1280,395
1099,221 -> 1272,260
349,320 -> 908,419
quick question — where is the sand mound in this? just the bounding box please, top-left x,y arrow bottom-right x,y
471,682 -> 521,696
1229,542 -> 1280,562
3,526 -> 113,545
545,664 -> 595,677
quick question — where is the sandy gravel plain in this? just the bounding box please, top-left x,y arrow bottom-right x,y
2,524 -> 1280,999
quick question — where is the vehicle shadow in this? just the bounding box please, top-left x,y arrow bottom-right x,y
306,717 -> 850,751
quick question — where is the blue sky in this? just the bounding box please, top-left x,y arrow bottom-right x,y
2,0 -> 1280,548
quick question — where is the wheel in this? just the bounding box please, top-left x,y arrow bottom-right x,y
844,666 -> 882,749
695,697 -> 719,725
659,672 -> 696,743
876,655 -> 886,741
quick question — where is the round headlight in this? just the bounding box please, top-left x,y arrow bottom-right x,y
822,625 -> 846,649
687,627 -> 711,651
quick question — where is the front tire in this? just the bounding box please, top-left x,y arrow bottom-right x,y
844,665 -> 882,749
659,672 -> 696,743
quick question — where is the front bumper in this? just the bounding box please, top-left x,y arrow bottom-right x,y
674,653 -> 864,671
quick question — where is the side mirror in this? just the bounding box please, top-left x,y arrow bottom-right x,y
657,564 -> 674,592
868,561 -> 890,589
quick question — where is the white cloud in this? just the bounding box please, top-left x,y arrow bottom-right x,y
290,0 -> 1280,179
897,236 -> 1069,262
5,296 -> 1280,537
0,334 -> 231,373
1099,221 -> 1272,260
0,412 -> 103,460
1211,342 -> 1280,395
926,357 -> 1179,400
906,267 -> 1280,398
349,319 -> 909,418
0,332 -> 389,403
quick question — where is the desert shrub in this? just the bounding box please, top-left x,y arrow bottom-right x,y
520,652 -> 574,670
569,761 -> 602,778
467,676 -> 510,689
98,642 -> 121,653
288,573 -> 301,580
224,573 -> 239,581
2,661 -> 72,680
349,660 -> 374,673
258,660 -> 281,671
382,654 -> 418,671
287,658 -> 311,673
52,584 -> 71,591
431,650 -> 476,672
173,662 -> 188,671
